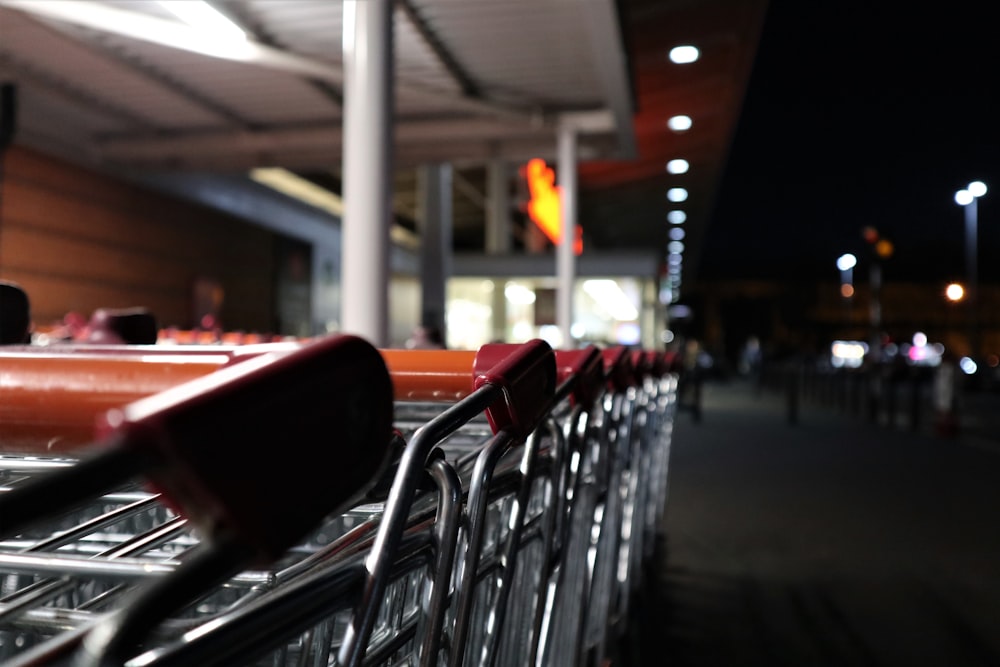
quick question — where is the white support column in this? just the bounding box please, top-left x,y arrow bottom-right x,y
341,0 -> 393,346
557,123 -> 578,347
417,163 -> 452,339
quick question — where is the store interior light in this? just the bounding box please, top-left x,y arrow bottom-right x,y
669,227 -> 685,241
582,280 -> 638,321
668,241 -> 685,253
667,210 -> 686,224
504,283 -> 537,305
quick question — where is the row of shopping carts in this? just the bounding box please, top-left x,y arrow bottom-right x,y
0,335 -> 679,666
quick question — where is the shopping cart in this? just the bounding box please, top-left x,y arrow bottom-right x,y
0,339 -> 678,666
0,334 -> 395,665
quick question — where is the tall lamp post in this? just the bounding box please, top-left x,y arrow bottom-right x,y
955,180 -> 987,357
837,253 -> 857,333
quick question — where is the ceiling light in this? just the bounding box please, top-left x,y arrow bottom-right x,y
667,115 -> 692,132
669,228 -> 685,241
666,159 -> 689,174
667,188 -> 688,202
582,280 -> 639,321
251,168 -> 343,215
667,253 -> 682,265
667,210 -> 686,225
1,0 -> 253,60
251,167 -> 417,250
669,45 -> 699,64
156,0 -> 246,41
668,241 -> 685,254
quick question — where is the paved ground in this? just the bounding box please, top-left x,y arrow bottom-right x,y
626,379 -> 1000,666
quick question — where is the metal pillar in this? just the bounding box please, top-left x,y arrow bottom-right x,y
486,159 -> 510,341
557,124 -> 577,346
965,198 -> 979,357
341,0 -> 393,346
485,160 -> 512,254
870,260 -> 882,361
417,163 -> 452,339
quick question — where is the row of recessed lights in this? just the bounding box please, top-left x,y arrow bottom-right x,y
664,45 -> 699,304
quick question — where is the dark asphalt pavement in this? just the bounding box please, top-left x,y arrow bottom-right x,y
627,379 -> 1000,666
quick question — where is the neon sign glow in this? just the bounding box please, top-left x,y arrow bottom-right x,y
524,158 -> 582,255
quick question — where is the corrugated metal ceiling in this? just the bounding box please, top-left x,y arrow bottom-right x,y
0,0 -> 767,284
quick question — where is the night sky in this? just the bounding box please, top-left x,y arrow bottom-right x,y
701,1 -> 1000,285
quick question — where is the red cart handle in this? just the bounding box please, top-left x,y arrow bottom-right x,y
601,346 -> 635,392
97,334 -> 394,561
555,346 -> 604,407
474,340 -> 557,438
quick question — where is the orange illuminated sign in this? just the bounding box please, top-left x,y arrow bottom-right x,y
524,158 -> 582,254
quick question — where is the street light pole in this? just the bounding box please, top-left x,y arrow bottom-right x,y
837,253 -> 857,333
955,180 -> 987,358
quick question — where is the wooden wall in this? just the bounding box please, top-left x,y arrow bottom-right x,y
0,147 -> 276,332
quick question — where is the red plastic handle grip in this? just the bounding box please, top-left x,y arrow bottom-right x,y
554,346 -> 605,408
630,349 -> 653,383
99,334 -> 394,562
662,350 -> 682,373
647,350 -> 670,378
473,340 -> 557,438
601,346 -> 635,392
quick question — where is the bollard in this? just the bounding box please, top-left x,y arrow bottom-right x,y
886,374 -> 897,429
909,370 -> 921,432
933,360 -> 958,437
866,370 -> 879,424
786,363 -> 799,425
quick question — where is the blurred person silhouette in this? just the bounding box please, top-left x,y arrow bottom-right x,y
85,307 -> 158,345
406,325 -> 445,349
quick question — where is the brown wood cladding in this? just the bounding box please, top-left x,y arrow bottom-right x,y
0,147 -> 276,332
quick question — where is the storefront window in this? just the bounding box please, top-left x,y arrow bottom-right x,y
446,276 -> 643,349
